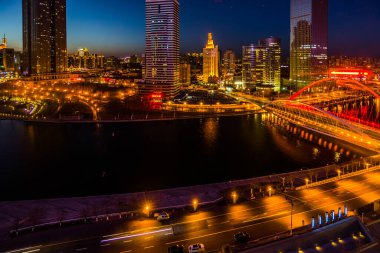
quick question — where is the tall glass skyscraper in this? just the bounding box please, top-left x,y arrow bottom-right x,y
23,0 -> 67,75
290,0 -> 328,89
143,0 -> 180,99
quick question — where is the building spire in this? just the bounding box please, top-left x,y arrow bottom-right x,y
0,33 -> 6,49
206,33 -> 215,49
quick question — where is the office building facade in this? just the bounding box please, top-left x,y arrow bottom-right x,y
259,37 -> 281,91
203,33 -> 219,83
143,0 -> 180,99
290,0 -> 328,89
23,0 -> 67,75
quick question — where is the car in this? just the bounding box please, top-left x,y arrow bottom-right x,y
234,232 -> 250,244
168,244 -> 185,253
188,243 -> 205,253
157,211 -> 170,221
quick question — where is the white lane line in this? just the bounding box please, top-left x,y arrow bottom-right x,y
101,227 -> 172,243
145,236 -> 154,239
101,244 -> 111,247
22,250 -> 40,253
165,233 -> 172,236
75,248 -> 87,252
6,246 -> 42,253
144,246 -> 154,250
120,251 -> 132,253
123,240 -> 133,243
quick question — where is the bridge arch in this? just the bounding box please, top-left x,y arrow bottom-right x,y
289,78 -> 380,101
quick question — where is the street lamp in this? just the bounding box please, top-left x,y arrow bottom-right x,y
145,205 -> 150,217
231,191 -> 238,204
193,199 -> 198,212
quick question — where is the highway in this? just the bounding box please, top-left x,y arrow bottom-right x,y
3,168 -> 380,253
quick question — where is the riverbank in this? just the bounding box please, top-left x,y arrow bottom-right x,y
0,110 -> 265,124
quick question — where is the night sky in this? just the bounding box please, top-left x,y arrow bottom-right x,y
1,0 -> 380,57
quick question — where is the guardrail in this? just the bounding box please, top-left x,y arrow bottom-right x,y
296,164 -> 380,190
8,196 -> 224,237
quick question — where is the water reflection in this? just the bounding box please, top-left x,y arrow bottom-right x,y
202,118 -> 219,148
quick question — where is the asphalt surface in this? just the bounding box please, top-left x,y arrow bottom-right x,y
3,170 -> 380,253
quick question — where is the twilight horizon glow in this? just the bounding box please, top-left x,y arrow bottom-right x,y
1,0 -> 380,57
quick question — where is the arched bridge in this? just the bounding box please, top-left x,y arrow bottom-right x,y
265,78 -> 380,152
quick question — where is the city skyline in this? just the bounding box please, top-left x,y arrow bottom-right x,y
1,0 -> 380,57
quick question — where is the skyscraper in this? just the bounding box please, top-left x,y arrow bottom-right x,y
143,0 -> 180,99
259,37 -> 281,91
203,33 -> 219,83
223,49 -> 236,83
290,0 -> 328,89
23,0 -> 67,75
242,38 -> 282,91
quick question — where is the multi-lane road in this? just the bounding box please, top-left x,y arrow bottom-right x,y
3,169 -> 380,253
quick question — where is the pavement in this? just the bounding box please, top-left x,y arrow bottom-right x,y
3,169 -> 380,252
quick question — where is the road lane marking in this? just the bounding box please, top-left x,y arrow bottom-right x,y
123,240 -> 132,243
101,228 -> 172,243
120,251 -> 132,253
75,248 -> 87,251
101,244 -> 111,247
6,246 -> 42,253
144,246 -> 154,249
21,250 -> 40,253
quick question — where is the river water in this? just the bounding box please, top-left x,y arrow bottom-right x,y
0,115 -> 368,201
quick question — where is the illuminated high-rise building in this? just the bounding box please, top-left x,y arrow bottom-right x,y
259,37 -> 281,91
223,49 -> 236,83
290,0 -> 328,89
23,0 -> 67,75
242,44 -> 266,88
203,33 -> 219,83
242,37 -> 281,91
143,0 -> 180,99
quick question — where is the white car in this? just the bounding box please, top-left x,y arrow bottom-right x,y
157,212 -> 170,221
188,243 -> 205,253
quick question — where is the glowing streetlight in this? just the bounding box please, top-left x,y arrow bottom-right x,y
193,199 -> 198,212
144,205 -> 150,217
268,186 -> 272,197
231,191 -> 238,204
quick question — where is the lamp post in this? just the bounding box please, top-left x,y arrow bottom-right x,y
232,192 -> 237,204
193,199 -> 198,212
145,205 -> 150,217
290,199 -> 294,236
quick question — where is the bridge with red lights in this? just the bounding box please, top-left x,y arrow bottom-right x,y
265,78 -> 380,153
